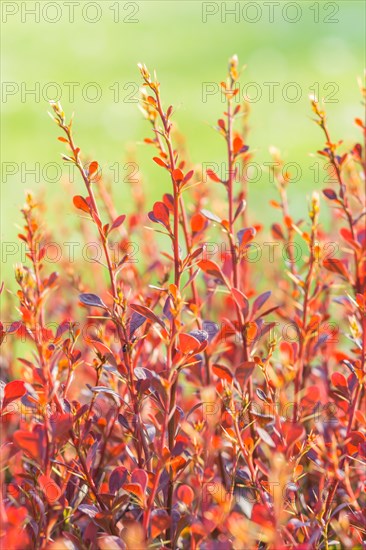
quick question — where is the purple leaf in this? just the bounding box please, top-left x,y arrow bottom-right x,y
252,291 -> 271,316
79,293 -> 107,309
111,214 -> 126,230
129,312 -> 146,338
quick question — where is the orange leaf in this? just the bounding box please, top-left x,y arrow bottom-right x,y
233,136 -> 244,154
153,156 -> 168,168
88,161 -> 99,177
284,215 -> 293,228
123,483 -> 144,503
38,474 -> 62,504
172,168 -> 184,182
191,213 -> 206,233
346,431 -> 365,456
73,195 -> 90,213
168,456 -> 187,474
198,260 -> 227,285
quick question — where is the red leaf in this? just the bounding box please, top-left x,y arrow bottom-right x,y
176,484 -> 194,505
51,413 -> 72,442
151,509 -> 170,539
153,156 -> 168,168
38,474 -> 62,504
252,291 -> 271,316
89,340 -> 113,357
322,188 -> 337,200
206,169 -> 221,182
238,227 -> 256,247
153,201 -> 170,226
172,168 -> 184,182
352,143 -> 362,160
271,223 -> 285,240
251,503 -> 274,528
198,260 -> 227,285
231,288 -> 249,312
282,422 -> 305,448
218,118 -> 226,130
323,258 -> 349,280
235,362 -> 256,387
2,380 -> 26,409
123,483 -> 144,503
178,333 -> 201,354
130,304 -> 166,330
162,193 -> 174,212
88,161 -> 99,177
301,385 -> 320,409
13,428 -> 45,463
212,363 -> 233,383
109,466 -> 128,493
284,215 -> 293,229
73,195 -> 90,213
169,455 -> 187,474
346,431 -> 365,456
331,371 -> 348,392
111,214 -> 126,230
131,469 -> 148,493
356,293 -> 365,309
183,169 -> 194,184
233,136 -> 244,154
190,213 -> 206,233
339,227 -> 353,242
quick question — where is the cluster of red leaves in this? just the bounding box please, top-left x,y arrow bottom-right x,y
1,57 -> 365,550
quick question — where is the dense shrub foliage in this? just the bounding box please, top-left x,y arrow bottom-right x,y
1,57 -> 365,549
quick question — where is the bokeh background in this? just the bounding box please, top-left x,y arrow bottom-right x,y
1,0 -> 365,282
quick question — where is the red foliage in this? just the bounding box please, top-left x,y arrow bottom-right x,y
1,57 -> 365,549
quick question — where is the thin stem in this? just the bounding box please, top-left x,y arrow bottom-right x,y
226,96 -> 238,290
316,110 -> 360,293
293,205 -> 318,423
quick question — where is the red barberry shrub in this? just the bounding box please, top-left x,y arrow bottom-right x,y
1,57 -> 365,549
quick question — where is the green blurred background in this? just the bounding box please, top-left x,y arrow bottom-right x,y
1,0 -> 365,283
